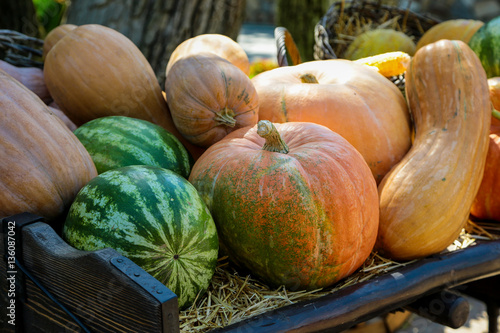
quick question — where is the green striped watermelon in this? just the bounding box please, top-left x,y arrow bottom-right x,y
73,116 -> 192,178
62,165 -> 219,309
469,16 -> 500,78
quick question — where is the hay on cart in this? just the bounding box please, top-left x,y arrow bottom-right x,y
179,220 -> 499,332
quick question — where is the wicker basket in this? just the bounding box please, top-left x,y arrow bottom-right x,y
0,29 -> 44,68
313,0 -> 440,60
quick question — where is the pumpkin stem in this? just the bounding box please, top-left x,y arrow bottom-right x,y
300,73 -> 319,84
257,120 -> 289,154
214,107 -> 237,127
493,108 -> 500,121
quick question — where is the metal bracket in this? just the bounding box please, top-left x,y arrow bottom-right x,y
110,255 -> 177,304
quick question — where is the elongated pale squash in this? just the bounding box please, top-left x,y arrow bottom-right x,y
377,40 -> 491,261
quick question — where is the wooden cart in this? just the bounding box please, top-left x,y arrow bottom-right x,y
1,212 -> 500,332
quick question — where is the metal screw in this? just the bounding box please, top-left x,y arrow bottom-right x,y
157,290 -> 163,294
116,258 -> 123,263
134,272 -> 140,277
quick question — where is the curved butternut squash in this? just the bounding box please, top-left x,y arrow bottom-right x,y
377,40 -> 491,261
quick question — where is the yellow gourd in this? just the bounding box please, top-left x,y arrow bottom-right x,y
354,51 -> 411,77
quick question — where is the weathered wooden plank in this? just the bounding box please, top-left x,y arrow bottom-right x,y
1,214 -> 180,332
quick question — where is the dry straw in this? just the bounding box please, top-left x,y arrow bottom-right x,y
180,220 -> 498,332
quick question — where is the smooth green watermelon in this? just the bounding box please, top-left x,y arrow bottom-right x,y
73,116 -> 192,178
469,16 -> 500,78
62,165 -> 218,309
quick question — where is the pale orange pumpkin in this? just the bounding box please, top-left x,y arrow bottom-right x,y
251,59 -> 411,183
42,24 -> 78,58
0,69 -> 97,222
165,53 -> 259,148
166,34 -> 250,76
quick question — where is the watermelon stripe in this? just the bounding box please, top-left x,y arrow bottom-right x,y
469,17 -> 500,78
74,116 -> 191,177
63,165 -> 218,309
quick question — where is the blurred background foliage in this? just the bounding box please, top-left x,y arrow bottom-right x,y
33,0 -> 68,37
1,0 -> 498,81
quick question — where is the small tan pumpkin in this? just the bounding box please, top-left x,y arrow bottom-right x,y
377,40 -> 491,260
166,34 -> 250,76
0,69 -> 97,222
165,53 -> 259,148
42,24 -> 78,58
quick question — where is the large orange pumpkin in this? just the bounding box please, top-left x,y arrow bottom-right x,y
44,24 -> 204,160
0,69 -> 97,222
470,77 -> 500,221
189,120 -> 379,290
251,59 -> 411,183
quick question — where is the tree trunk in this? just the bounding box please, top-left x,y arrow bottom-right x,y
0,0 -> 40,37
277,0 -> 329,62
65,0 -> 247,87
